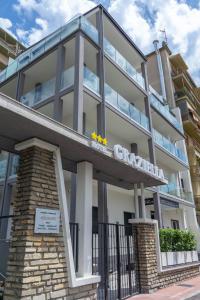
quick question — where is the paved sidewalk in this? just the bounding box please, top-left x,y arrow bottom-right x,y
128,276 -> 200,300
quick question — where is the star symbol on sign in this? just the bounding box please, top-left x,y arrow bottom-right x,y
97,135 -> 103,143
91,132 -> 97,140
102,138 -> 108,146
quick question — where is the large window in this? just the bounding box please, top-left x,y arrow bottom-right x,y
92,206 -> 98,234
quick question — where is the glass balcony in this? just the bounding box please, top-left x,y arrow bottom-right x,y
150,93 -> 183,133
160,182 -> 193,202
80,17 -> 99,44
83,67 -> 100,95
0,152 -> 8,181
153,129 -> 188,164
0,16 -> 98,84
20,77 -> 56,107
60,66 -> 74,91
104,38 -> 145,90
105,83 -> 149,131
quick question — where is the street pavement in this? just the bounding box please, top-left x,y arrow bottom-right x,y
128,276 -> 200,300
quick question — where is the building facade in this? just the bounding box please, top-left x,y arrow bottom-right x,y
0,5 -> 199,300
0,28 -> 25,71
147,42 -> 200,226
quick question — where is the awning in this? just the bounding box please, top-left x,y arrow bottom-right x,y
0,93 -> 167,189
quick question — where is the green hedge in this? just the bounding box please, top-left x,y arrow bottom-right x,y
159,228 -> 197,252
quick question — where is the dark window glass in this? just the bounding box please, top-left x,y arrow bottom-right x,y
124,211 -> 135,236
171,219 -> 179,229
150,211 -> 155,219
92,206 -> 98,234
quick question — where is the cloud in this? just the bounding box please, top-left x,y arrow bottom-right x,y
12,0 -> 200,85
0,17 -> 12,30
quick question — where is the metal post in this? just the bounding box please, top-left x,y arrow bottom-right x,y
116,223 -> 121,300
16,72 -> 25,101
140,183 -> 146,219
74,32 -> 84,133
134,184 -> 139,219
153,192 -> 162,228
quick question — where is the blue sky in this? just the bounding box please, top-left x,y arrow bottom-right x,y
0,0 -> 200,84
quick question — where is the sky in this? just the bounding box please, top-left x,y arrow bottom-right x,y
0,0 -> 200,84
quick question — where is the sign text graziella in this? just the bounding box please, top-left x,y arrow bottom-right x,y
113,144 -> 165,180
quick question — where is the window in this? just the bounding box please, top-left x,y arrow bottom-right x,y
92,206 -> 98,234
150,211 -> 155,219
171,219 -> 179,229
124,211 -> 135,236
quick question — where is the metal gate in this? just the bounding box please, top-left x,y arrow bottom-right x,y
92,223 -> 140,300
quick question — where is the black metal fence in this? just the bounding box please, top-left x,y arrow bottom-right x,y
92,223 -> 139,300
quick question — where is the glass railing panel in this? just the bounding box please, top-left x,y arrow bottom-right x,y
0,152 -> 8,181
83,67 -> 100,95
130,104 -> 140,124
60,66 -> 74,91
150,94 -> 183,133
80,17 -> 99,44
104,38 -> 116,61
30,41 -> 45,61
103,38 -> 145,90
61,18 -> 79,40
153,129 -> 187,163
105,83 -> 149,131
0,69 -> 6,82
45,31 -> 61,52
18,53 -> 31,70
118,94 -> 130,116
20,77 -> 55,107
105,83 -> 118,107
6,60 -> 18,78
9,155 -> 19,177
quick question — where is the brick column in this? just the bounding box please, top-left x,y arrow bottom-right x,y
4,144 -> 97,300
130,219 -> 200,294
132,220 -> 158,293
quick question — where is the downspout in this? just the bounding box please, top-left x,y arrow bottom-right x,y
153,40 -> 167,104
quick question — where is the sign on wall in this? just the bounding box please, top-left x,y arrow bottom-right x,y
34,208 -> 60,234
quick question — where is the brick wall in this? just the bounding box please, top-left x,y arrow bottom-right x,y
4,146 -> 97,300
133,221 -> 200,294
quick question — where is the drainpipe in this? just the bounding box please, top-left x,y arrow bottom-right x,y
153,40 -> 167,103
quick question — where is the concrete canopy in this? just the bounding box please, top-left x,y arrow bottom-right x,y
0,93 -> 167,189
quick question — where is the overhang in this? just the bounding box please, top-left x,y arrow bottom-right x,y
0,93 -> 167,189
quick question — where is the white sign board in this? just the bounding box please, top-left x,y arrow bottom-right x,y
34,208 -> 60,234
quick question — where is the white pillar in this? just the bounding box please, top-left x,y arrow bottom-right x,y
76,161 -> 93,277
182,208 -> 187,229
141,183 -> 146,219
134,184 -> 139,218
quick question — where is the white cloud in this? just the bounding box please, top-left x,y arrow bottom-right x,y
12,0 -> 200,85
0,17 -> 12,30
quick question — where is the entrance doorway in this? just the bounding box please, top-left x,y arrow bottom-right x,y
92,223 -> 139,300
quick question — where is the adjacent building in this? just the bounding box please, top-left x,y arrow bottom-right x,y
0,28 -> 25,71
147,41 -> 200,226
0,6 -> 199,300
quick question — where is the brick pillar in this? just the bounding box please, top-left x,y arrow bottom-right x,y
4,145 -> 97,300
131,220 -> 159,293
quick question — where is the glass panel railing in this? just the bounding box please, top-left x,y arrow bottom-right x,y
105,83 -> 149,131
80,17 -> 99,44
0,16 -> 98,83
20,77 -> 56,107
153,129 -> 187,164
0,152 -> 9,181
150,94 -> 183,133
160,182 -> 193,202
60,66 -> 74,91
104,38 -> 145,90
9,155 -> 19,177
83,67 -> 100,95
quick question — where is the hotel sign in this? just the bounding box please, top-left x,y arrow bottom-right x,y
34,208 -> 60,234
113,144 -> 165,180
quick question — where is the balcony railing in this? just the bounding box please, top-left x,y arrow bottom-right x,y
160,182 -> 193,202
0,160 -> 8,181
150,94 -> 183,133
104,38 -> 145,90
190,165 -> 200,176
60,66 -> 75,91
105,83 -> 149,131
153,129 -> 188,164
0,16 -> 98,83
175,87 -> 197,106
83,67 -> 100,95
